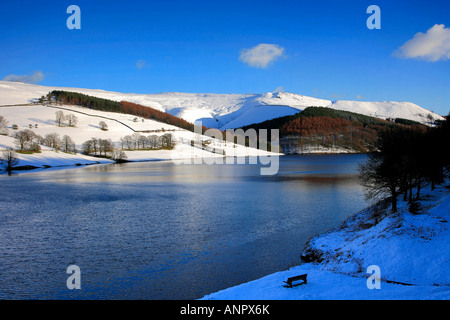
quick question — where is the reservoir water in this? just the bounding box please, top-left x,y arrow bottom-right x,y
0,154 -> 368,299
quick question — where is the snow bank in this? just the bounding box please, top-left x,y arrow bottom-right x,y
201,264 -> 450,300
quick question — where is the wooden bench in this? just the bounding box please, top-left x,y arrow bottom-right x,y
283,274 -> 307,288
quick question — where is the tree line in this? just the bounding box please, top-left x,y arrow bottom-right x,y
279,116 -> 385,152
80,133 -> 174,158
241,106 -> 429,153
49,91 -> 122,113
359,116 -> 450,212
48,91 -> 197,132
119,133 -> 173,151
12,129 -> 76,153
0,127 -> 77,172
120,101 -> 196,132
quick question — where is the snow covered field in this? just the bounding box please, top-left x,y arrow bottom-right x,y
202,181 -> 450,300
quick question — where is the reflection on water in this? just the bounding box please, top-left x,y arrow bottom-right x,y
0,154 -> 367,299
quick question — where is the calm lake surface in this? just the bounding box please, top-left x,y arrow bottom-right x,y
0,154 -> 368,299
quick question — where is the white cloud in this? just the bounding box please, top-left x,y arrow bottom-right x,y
272,86 -> 285,93
394,24 -> 450,62
239,44 -> 285,68
136,59 -> 146,69
2,71 -> 44,84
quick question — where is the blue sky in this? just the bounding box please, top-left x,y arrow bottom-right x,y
1,0 -> 449,115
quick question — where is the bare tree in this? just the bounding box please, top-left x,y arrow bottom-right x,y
148,135 -> 159,149
138,135 -> 148,149
66,114 -> 78,127
62,135 -> 75,153
359,147 -> 403,213
55,111 -> 65,127
161,133 -> 173,148
111,150 -> 128,162
81,139 -> 94,155
44,133 -> 61,150
0,148 -> 19,172
14,129 -> 37,152
0,116 -> 8,135
81,138 -> 102,155
99,121 -> 108,131
98,138 -> 114,156
131,133 -> 141,149
92,138 -> 99,155
121,135 -> 134,150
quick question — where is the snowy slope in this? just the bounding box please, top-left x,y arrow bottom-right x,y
202,181 -> 450,300
0,135 -> 114,168
330,100 -> 440,123
0,81 -> 443,131
0,104 -> 181,148
201,263 -> 450,300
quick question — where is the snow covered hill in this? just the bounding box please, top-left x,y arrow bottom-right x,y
0,85 -> 278,171
0,100 -> 278,171
0,81 -> 444,131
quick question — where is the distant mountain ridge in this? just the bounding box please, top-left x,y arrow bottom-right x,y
0,81 -> 444,130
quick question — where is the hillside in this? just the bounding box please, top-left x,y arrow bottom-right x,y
240,106 -> 428,154
0,100 -> 276,172
0,81 -> 444,131
48,90 -> 197,132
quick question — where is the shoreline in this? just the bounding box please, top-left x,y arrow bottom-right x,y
1,151 -> 367,174
201,179 -> 450,300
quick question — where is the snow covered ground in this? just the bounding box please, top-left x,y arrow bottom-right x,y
202,181 -> 450,300
0,81 -> 443,131
0,134 -> 115,169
